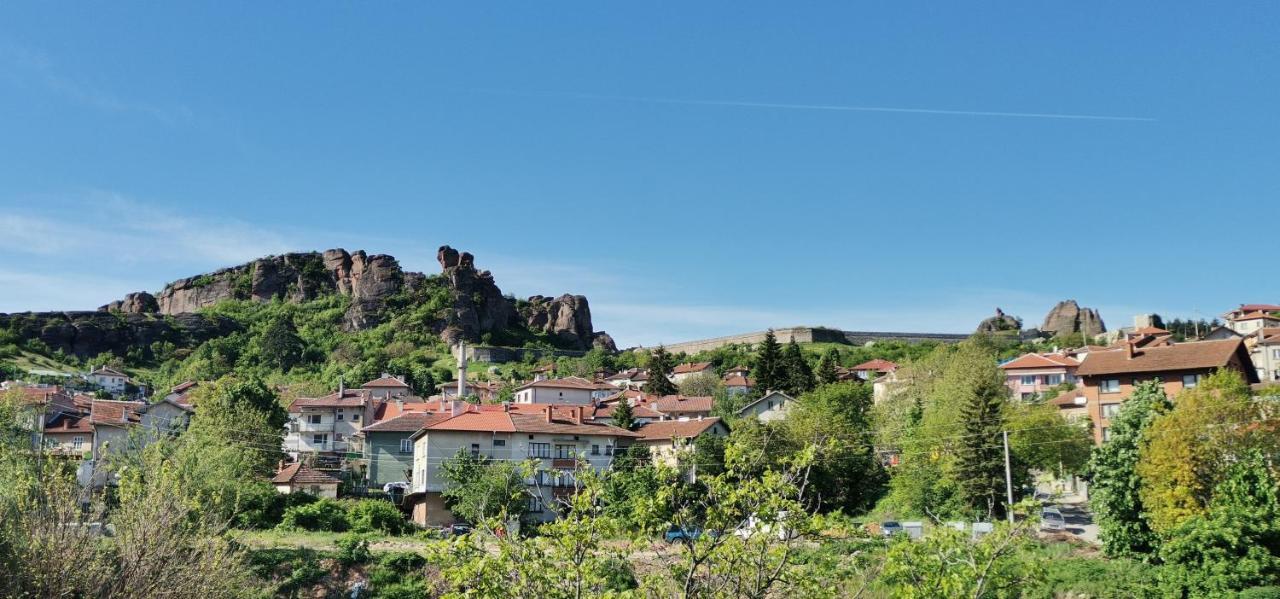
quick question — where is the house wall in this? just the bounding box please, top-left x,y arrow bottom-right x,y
140,402 -> 189,437
366,386 -> 410,400
740,394 -> 792,422
412,428 -> 621,523
1001,367 -> 1076,399
514,387 -> 593,405
287,405 -> 373,454
1080,367 -> 1223,444
90,375 -> 126,395
366,431 -> 416,487
1252,341 -> 1280,382
92,425 -> 132,458
43,431 -> 90,456
275,482 -> 338,499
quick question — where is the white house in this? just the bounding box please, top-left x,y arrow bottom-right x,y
86,366 -> 128,396
670,362 -> 713,384
285,388 -> 379,456
361,374 -> 413,399
736,391 -> 795,423
405,404 -> 637,526
513,377 -> 596,405
272,462 -> 340,498
633,417 -> 730,476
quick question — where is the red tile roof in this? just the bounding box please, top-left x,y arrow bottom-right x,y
371,398 -> 440,421
852,359 -> 899,372
288,390 -> 372,410
672,362 -> 713,375
605,368 -> 643,381
89,367 -> 128,378
643,395 -> 715,414
89,399 -> 145,426
634,417 -> 724,443
362,375 -> 411,388
362,411 -> 452,433
1131,326 -> 1171,336
272,463 -> 340,485
422,407 -> 638,437
1231,311 -> 1280,322
722,374 -> 753,387
1000,353 -> 1080,370
1076,339 -> 1254,378
588,401 -> 663,421
44,411 -> 93,433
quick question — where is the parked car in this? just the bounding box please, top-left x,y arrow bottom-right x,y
880,521 -> 903,537
382,481 -> 410,494
1041,508 -> 1065,531
665,525 -> 703,543
448,523 -> 473,536
734,514 -> 795,540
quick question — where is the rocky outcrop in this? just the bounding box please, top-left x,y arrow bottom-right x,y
0,311 -> 240,360
437,246 -> 517,346
1040,300 -> 1105,338
975,308 -> 1022,334
99,292 -> 159,314
520,294 -> 601,351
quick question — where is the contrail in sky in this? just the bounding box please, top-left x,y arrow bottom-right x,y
463,88 -> 1155,122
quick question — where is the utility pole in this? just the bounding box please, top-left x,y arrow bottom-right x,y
1003,430 -> 1014,524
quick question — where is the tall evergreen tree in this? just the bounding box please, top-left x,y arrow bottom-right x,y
781,339 -> 815,396
259,315 -> 304,372
643,346 -> 678,396
611,399 -> 635,430
954,367 -> 1010,520
816,348 -> 840,386
1086,381 -> 1169,558
752,330 -> 784,393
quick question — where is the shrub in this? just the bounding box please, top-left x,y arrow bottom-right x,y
1240,588 -> 1280,599
336,532 -> 372,566
237,484 -> 317,529
279,498 -> 350,532
377,551 -> 428,573
348,498 -> 410,534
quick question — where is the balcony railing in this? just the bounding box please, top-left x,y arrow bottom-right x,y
297,421 -> 335,432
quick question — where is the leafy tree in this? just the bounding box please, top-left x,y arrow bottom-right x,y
259,315 -> 304,372
1086,381 -> 1169,558
677,372 -> 723,398
1006,401 -> 1093,478
880,505 -> 1046,599
611,399 -> 636,431
1158,449 -> 1280,595
781,339 -> 815,396
438,449 -> 532,523
1138,370 -> 1277,535
785,382 -> 886,513
954,354 -> 1011,520
642,346 -> 678,396
752,330 -> 785,395
816,348 -> 840,385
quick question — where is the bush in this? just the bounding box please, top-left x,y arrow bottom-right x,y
336,532 -> 372,566
377,551 -> 428,573
1240,587 -> 1280,599
237,485 -> 317,529
348,498 -> 410,534
279,498 -> 350,532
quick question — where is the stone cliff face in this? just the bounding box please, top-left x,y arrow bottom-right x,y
0,311 -> 240,360
975,308 -> 1023,334
1040,300 -> 1106,338
76,245 -> 611,353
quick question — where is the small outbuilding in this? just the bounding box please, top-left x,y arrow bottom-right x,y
272,462 -> 341,498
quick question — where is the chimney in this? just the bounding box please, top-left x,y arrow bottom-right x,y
450,400 -> 460,417
574,406 -> 584,425
1125,336 -> 1136,360
544,406 -> 553,423
502,401 -> 510,413
395,397 -> 404,412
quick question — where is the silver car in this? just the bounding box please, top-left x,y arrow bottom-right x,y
1041,508 -> 1065,531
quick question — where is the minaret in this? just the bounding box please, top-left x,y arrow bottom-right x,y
457,340 -> 467,399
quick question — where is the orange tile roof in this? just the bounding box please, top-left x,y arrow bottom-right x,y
722,374 -> 753,387
1000,353 -> 1080,370
1077,339 -> 1254,378
371,398 -> 440,421
1132,326 -> 1172,336
635,417 -> 724,442
423,407 -> 638,437
44,411 -> 93,433
589,402 -> 663,421
1231,311 -> 1280,322
643,395 -> 715,414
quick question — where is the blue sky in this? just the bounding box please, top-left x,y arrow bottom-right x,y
1,3 -> 1276,347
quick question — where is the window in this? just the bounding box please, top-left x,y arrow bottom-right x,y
1273,349 -> 1280,360
351,413 -> 360,422
312,434 -> 327,446
529,443 -> 551,458
336,410 -> 344,421
1020,375 -> 1036,386
555,444 -> 575,459
72,436 -> 83,450
1182,374 -> 1200,389
591,444 -> 600,455
1102,403 -> 1122,419
493,439 -> 506,447
605,445 -> 614,456
470,443 -> 480,457
526,495 -> 543,513
1100,379 -> 1120,393
399,438 -> 412,453
1101,427 -> 1111,442
1046,374 -> 1063,386
309,414 -> 322,424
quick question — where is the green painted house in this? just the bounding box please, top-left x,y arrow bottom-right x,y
361,411 -> 448,488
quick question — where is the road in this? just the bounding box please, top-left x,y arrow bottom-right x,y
1055,500 -> 1099,545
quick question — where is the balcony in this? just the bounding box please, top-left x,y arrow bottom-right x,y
551,458 -> 582,470
297,421 -> 334,433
